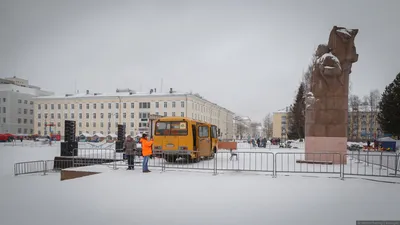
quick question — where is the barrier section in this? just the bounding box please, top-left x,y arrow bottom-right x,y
342,152 -> 399,178
14,160 -> 46,176
275,152 -> 341,177
216,151 -> 274,174
113,149 -> 164,170
163,151 -> 215,172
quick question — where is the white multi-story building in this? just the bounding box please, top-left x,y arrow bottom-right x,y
33,88 -> 234,139
0,77 -> 53,134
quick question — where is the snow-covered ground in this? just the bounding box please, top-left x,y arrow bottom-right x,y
1,142 -> 400,225
1,168 -> 400,225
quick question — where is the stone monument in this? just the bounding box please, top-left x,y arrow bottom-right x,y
304,26 -> 359,164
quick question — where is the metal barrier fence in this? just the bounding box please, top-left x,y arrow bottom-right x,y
343,152 -> 399,178
13,150 -> 400,179
275,153 -> 342,177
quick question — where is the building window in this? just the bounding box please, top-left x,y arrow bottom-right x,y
101,103 -> 104,109
30,129 -> 33,134
18,128 -> 22,133
38,122 -> 41,127
108,113 -> 111,119
164,102 -> 167,108
24,119 -> 27,124
57,113 -> 61,119
18,99 -> 22,104
58,104 -> 61,110
71,113 -> 75,119
38,104 -> 41,110
51,104 -> 54,110
23,109 -> 27,114
115,113 -> 118,119
79,113 -> 82,119
172,112 -> 176,116
30,119 -> 33,124
51,113 -> 54,119
131,113 -> 134,119
57,122 -> 61,127
116,103 -> 119,109
93,103 -> 97,109
65,104 -> 68,110
86,122 -> 89,127
24,100 -> 28,104
139,102 -> 150,109
30,109 -> 33,115
139,112 -> 149,119
181,112 -> 184,117
3,98 -> 6,103
181,101 -> 185,107
79,104 -> 82,110
155,102 -> 159,108
108,103 -> 112,109
45,104 -> 48,110
86,113 -> 89,119
123,103 -> 126,109
86,104 -> 90,109
18,118 -> 21,124
100,122 -> 104,128
172,102 -> 176,108
24,128 -> 27,134
130,122 -> 134,127
131,103 -> 134,108
123,113 -> 126,119
93,113 -> 96,119
101,113 -> 104,119
93,122 -> 96,127
71,104 -> 74,110
79,122 -> 82,128
38,114 -> 41,119
18,108 -> 21,114
38,130 -> 41,135
164,112 -> 167,117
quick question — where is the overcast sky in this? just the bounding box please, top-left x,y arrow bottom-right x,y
1,0 -> 399,121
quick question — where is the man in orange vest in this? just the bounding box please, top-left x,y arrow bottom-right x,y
141,133 -> 153,173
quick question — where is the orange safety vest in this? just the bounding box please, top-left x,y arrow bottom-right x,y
141,138 -> 153,156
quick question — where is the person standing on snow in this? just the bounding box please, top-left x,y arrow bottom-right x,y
123,135 -> 137,170
141,133 -> 153,173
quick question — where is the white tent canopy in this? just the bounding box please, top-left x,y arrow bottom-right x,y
80,133 -> 92,138
107,134 -> 117,138
93,133 -> 105,138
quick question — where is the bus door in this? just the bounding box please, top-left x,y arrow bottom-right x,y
197,125 -> 211,157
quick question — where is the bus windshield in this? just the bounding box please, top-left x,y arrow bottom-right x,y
155,121 -> 188,136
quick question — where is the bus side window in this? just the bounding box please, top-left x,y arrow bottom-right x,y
192,125 -> 196,149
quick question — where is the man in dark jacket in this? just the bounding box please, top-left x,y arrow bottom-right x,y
124,135 -> 137,170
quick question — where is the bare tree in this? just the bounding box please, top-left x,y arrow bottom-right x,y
262,113 -> 273,139
368,89 -> 381,138
349,95 -> 361,141
235,123 -> 246,139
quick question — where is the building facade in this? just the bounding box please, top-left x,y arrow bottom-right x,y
33,89 -> 234,139
348,109 -> 380,141
0,77 -> 53,134
272,106 -> 381,141
272,107 -> 290,140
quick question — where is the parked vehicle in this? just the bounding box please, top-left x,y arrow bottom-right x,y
0,133 -> 15,142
